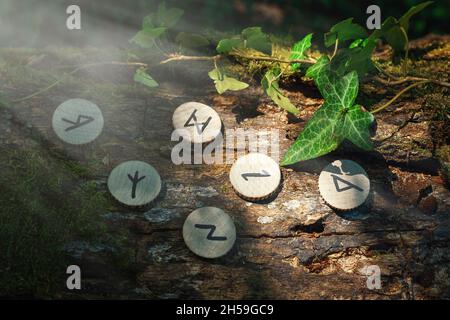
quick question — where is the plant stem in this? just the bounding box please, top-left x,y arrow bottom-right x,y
373,76 -> 450,88
230,52 -> 316,65
331,39 -> 339,60
373,62 -> 450,88
371,80 -> 430,114
159,54 -> 221,64
399,26 -> 409,74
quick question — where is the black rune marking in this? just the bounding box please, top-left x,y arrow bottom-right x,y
194,224 -> 227,241
184,109 -> 212,134
331,174 -> 363,192
127,171 -> 146,199
62,115 -> 95,131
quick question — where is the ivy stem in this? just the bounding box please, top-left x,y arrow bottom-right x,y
371,80 -> 430,114
159,54 -> 221,64
399,26 -> 410,75
230,52 -> 316,65
331,39 -> 339,60
373,62 -> 450,88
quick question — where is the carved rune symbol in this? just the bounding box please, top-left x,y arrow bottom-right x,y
61,115 -> 95,131
241,170 -> 271,181
184,109 -> 212,134
194,224 -> 227,241
127,171 -> 146,199
331,174 -> 364,192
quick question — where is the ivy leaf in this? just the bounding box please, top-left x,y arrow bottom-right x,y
378,1 -> 433,54
175,32 -> 210,48
208,68 -> 249,94
289,33 -> 313,71
154,2 -> 184,28
305,55 -> 330,79
324,18 -> 367,47
380,16 -> 407,53
331,38 -> 376,77
216,27 -> 271,54
130,27 -> 166,48
262,70 -> 299,115
134,68 -> 158,88
342,104 -> 374,151
398,1 -> 433,31
241,27 -> 272,55
281,70 -> 373,165
216,38 -> 244,54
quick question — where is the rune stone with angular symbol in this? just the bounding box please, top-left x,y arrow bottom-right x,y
172,101 -> 222,144
318,159 -> 370,210
52,98 -> 104,145
229,153 -> 281,201
107,160 -> 161,207
183,207 -> 236,259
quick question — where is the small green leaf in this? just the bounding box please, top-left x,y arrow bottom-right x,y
208,68 -> 248,94
130,27 -> 167,48
262,70 -> 299,115
349,38 -> 364,49
399,1 -> 433,31
380,16 -> 407,53
378,2 -> 432,55
325,18 -> 367,47
305,55 -> 330,79
281,70 -> 373,165
175,32 -> 209,48
289,33 -> 313,71
134,68 -> 158,88
331,38 -> 376,77
241,27 -> 272,54
155,2 -> 184,28
216,38 -> 244,53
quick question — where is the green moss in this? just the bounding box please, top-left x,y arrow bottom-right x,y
0,145 -> 125,298
436,145 -> 450,186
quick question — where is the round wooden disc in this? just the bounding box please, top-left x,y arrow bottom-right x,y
107,160 -> 161,207
229,153 -> 281,200
52,98 -> 104,145
172,101 -> 221,144
183,207 -> 236,259
318,159 -> 370,210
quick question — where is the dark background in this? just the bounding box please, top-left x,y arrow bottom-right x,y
0,0 -> 448,47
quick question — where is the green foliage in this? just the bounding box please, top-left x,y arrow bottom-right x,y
208,68 -> 248,94
324,18 -> 367,47
175,32 -> 210,49
216,27 -> 272,55
281,70 -> 374,165
127,1 -> 433,165
377,1 -> 433,54
289,33 -> 313,71
133,68 -> 158,88
130,1 -> 183,48
262,69 -> 299,115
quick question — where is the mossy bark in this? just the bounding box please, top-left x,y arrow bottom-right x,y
0,35 -> 449,299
